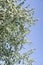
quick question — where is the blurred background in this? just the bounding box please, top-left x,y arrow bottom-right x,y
25,0 -> 43,65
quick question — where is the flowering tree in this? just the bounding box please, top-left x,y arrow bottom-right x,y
0,0 -> 36,65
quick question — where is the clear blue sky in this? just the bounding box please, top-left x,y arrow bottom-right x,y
25,0 -> 43,65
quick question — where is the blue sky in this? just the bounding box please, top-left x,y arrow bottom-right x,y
25,0 -> 43,65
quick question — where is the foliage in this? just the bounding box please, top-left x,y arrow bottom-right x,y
0,0 -> 36,65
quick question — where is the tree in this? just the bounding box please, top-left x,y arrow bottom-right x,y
0,0 -> 36,65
